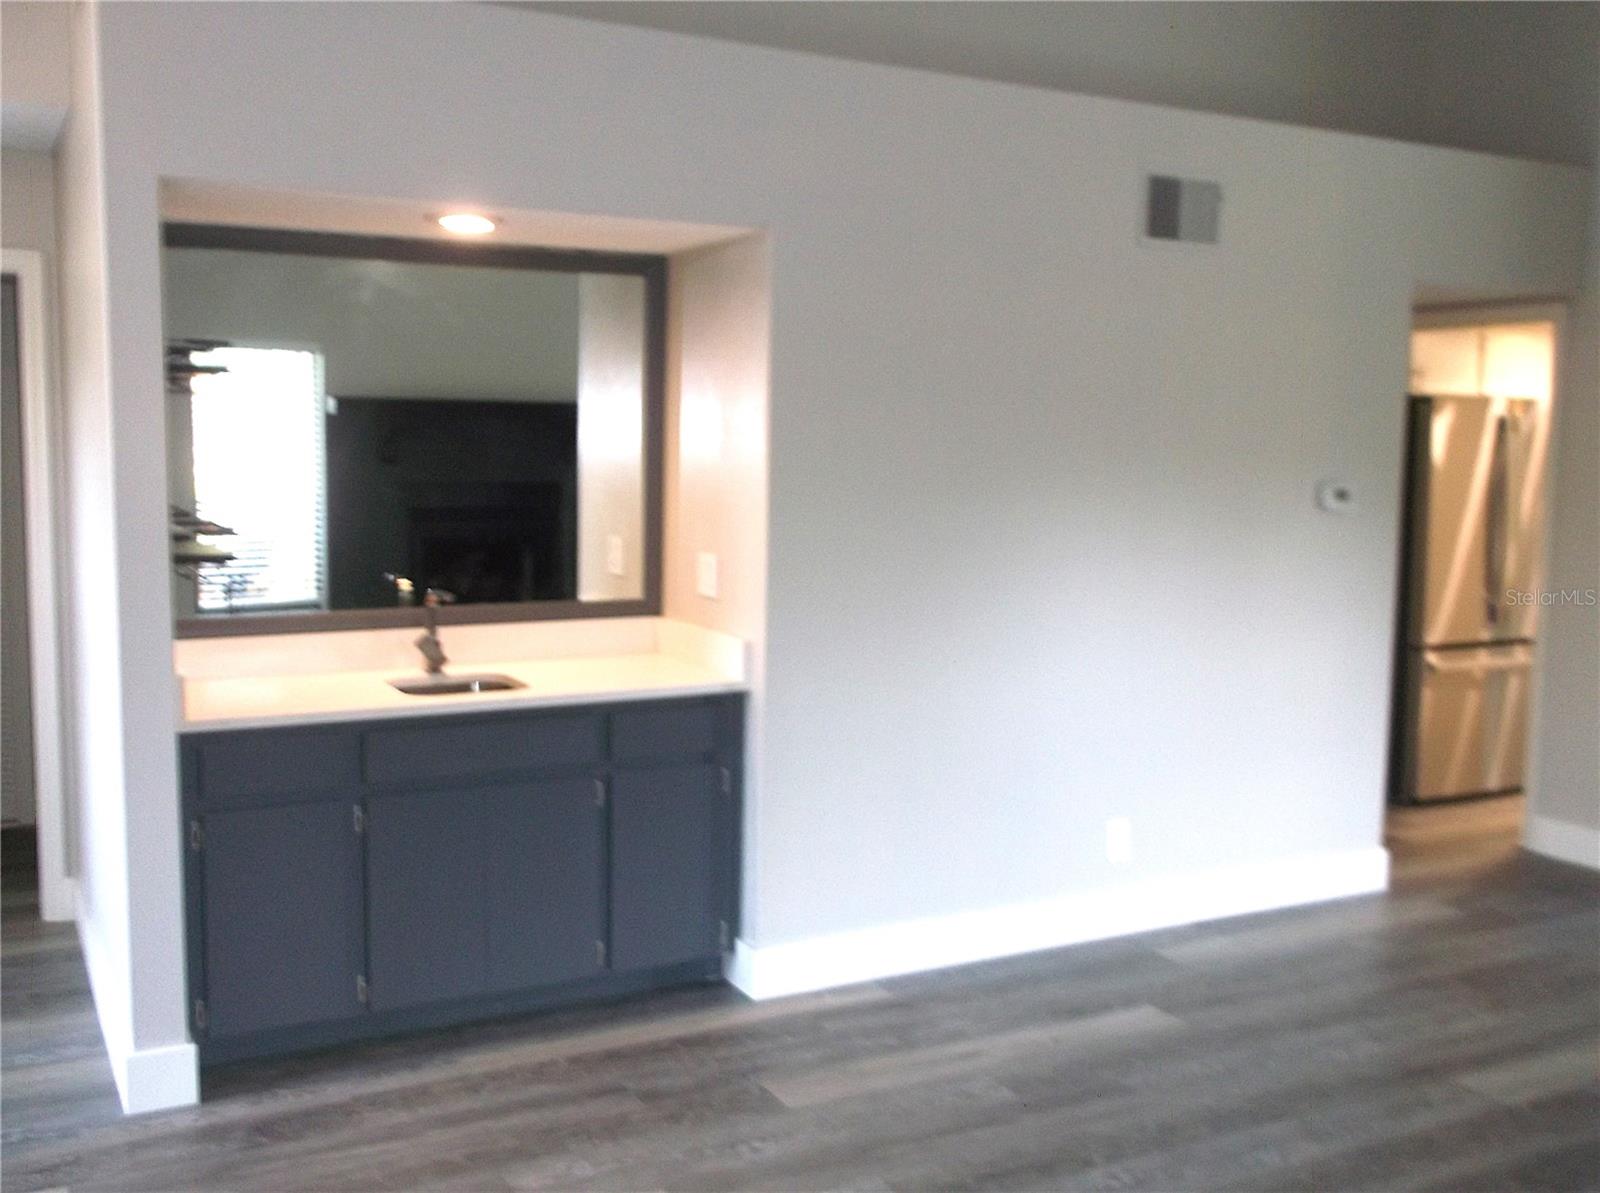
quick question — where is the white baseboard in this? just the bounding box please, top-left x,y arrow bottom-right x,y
40,874 -> 75,923
1525,814 -> 1600,871
75,892 -> 200,1115
120,1042 -> 200,1114
728,845 -> 1390,1001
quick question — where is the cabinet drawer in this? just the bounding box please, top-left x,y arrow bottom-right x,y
610,700 -> 724,762
363,713 -> 603,785
195,729 -> 361,807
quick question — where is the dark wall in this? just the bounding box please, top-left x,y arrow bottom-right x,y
2,276 -> 37,824
324,398 -> 577,609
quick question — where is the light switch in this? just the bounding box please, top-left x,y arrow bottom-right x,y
606,534 -> 625,577
696,551 -> 720,599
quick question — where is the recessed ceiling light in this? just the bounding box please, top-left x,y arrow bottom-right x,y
436,212 -> 498,236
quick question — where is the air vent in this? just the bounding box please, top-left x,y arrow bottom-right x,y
1146,175 -> 1222,244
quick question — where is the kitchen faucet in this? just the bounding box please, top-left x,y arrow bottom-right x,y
416,588 -> 455,676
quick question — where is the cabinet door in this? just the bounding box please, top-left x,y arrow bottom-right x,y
199,802 -> 364,1037
483,779 -> 606,992
610,762 -> 725,970
366,789 -> 486,1010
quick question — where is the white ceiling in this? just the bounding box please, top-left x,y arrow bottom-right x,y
519,1 -> 1600,167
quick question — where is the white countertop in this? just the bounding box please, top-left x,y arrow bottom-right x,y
181,652 -> 745,732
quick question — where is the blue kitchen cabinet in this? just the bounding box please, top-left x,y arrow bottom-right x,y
181,694 -> 741,1063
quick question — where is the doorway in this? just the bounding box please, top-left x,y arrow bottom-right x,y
1,275 -> 38,839
1,249 -> 72,923
1386,310 -> 1560,873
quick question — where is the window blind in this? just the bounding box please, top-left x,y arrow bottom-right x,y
189,346 -> 327,612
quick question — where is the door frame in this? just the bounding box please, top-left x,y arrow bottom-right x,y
3,248 -> 73,921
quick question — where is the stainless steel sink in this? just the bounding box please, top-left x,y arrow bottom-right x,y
389,674 -> 525,696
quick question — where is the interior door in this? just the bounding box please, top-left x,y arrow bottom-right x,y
1413,643 -> 1533,801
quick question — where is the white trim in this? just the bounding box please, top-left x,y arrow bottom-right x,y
1524,815 -> 1600,871
74,896 -> 132,1098
1406,304 -> 1564,421
75,892 -> 201,1114
1411,301 -> 1568,330
119,1042 -> 200,1115
1522,302 -> 1583,857
728,846 -> 1390,1001
2,248 -> 73,921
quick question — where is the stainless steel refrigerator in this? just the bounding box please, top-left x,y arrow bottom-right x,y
1392,395 -> 1548,804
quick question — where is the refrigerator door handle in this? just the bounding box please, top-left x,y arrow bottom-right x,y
1423,648 -> 1532,676
1484,413 -> 1508,627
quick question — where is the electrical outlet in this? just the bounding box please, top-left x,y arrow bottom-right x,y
696,551 -> 720,599
1106,817 -> 1133,865
606,534 -> 625,577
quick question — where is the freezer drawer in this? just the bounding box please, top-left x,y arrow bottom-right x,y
1406,644 -> 1533,802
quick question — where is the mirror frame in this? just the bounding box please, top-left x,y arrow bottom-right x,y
165,222 -> 667,638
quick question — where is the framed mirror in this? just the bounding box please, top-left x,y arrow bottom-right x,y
162,225 -> 665,636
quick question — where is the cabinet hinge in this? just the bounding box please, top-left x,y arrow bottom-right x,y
355,973 -> 369,1004
352,804 -> 365,834
595,938 -> 607,967
189,819 -> 205,851
593,778 -> 607,808
719,920 -> 730,951
719,766 -> 733,796
193,998 -> 208,1033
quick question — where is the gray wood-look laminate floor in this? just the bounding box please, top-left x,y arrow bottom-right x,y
3,801 -> 1596,1192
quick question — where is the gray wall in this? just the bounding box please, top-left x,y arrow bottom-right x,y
576,272 -> 647,601
53,0 -> 1591,1107
1531,161 -> 1600,846
57,0 -> 164,1105
0,1 -> 71,149
0,148 -> 57,829
1,277 -> 35,826
1,150 -> 59,251
163,248 -> 580,402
